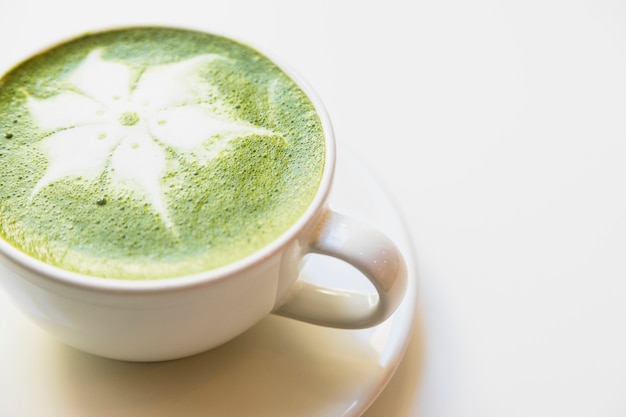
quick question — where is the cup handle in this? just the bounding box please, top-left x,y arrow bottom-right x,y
274,210 -> 408,328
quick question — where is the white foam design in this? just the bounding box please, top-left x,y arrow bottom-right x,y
27,49 -> 277,226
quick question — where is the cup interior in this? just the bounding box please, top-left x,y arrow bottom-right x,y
0,25 -> 337,292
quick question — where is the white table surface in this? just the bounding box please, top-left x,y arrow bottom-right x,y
1,1 -> 626,416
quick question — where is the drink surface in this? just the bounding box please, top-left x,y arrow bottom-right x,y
0,27 -> 325,279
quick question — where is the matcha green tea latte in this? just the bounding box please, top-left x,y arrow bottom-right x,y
0,27 -> 325,280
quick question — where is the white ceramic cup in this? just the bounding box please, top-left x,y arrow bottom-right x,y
0,27 -> 408,362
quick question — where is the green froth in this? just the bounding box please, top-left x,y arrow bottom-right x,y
0,27 -> 325,280
119,111 -> 140,126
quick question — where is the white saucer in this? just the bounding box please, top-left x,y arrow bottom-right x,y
0,147 -> 418,417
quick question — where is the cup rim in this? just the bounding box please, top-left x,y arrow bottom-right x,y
0,25 -> 336,294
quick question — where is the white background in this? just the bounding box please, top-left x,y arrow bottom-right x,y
2,0 -> 626,416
